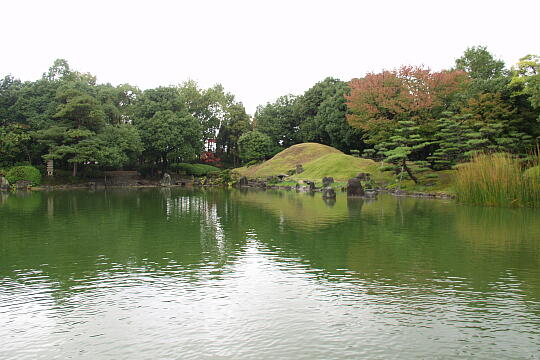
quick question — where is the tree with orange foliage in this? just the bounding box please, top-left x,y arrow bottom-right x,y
346,66 -> 467,144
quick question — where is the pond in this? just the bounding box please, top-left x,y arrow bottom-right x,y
1,189 -> 539,359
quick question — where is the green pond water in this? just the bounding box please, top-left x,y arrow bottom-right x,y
1,188 -> 539,359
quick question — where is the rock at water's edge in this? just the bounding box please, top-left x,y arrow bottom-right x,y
16,180 -> 32,190
160,173 -> 172,187
322,177 -> 334,187
238,176 -> 249,187
347,178 -> 365,197
322,187 -> 336,199
0,176 -> 9,191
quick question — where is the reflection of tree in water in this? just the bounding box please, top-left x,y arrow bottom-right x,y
1,189 -> 540,305
163,189 -> 227,258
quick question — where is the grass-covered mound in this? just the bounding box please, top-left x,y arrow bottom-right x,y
235,143 -> 377,181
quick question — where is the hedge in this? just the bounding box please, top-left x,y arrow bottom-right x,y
171,163 -> 220,176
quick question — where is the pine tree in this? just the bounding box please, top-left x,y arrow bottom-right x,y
381,120 -> 431,184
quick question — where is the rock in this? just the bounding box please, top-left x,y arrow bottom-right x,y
304,180 -> 315,191
355,173 -> 371,181
364,189 -> 378,198
238,176 -> 249,187
0,176 -> 9,191
296,164 -> 304,174
295,184 -> 311,192
322,186 -> 336,199
347,178 -> 365,197
16,180 -> 32,190
160,173 -> 172,186
277,174 -> 288,181
322,177 -> 334,187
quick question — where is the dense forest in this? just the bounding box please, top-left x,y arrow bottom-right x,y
0,46 -> 538,179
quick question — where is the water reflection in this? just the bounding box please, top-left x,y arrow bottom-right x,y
0,189 -> 539,359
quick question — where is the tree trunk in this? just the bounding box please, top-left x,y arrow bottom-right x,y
161,153 -> 168,174
72,162 -> 78,177
402,158 -> 418,184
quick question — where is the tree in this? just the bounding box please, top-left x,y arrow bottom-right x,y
238,131 -> 273,162
428,112 -> 473,169
461,92 -> 532,154
346,66 -> 467,145
135,110 -> 202,172
379,120 -> 431,183
455,46 -> 506,80
0,123 -> 32,166
296,77 -> 363,152
43,59 -> 72,81
216,103 -> 251,166
509,54 -> 540,121
89,125 -> 143,168
254,95 -> 300,148
39,127 -> 96,176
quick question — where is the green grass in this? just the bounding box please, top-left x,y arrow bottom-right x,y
289,153 -> 376,181
454,153 -> 540,207
234,143 -> 342,178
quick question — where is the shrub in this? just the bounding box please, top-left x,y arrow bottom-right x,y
5,166 -> 42,186
218,169 -> 233,185
171,163 -> 220,176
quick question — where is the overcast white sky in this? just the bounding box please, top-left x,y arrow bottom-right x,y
1,0 -> 538,114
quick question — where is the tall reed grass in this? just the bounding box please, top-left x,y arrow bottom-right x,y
454,153 -> 540,207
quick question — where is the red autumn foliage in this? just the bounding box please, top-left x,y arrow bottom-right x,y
200,151 -> 221,166
345,66 -> 467,138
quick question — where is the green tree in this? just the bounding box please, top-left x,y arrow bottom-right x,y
254,95 -> 300,148
86,125 -> 143,168
428,112 -> 473,169
216,103 -> 251,166
455,46 -> 506,80
238,131 -> 273,162
380,120 -> 431,183
509,54 -> 540,121
135,110 -> 202,172
296,77 -> 362,152
0,123 -> 32,166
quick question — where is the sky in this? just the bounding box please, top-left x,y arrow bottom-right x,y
1,0 -> 538,114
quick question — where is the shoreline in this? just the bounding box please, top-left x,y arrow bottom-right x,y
4,181 -> 455,200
